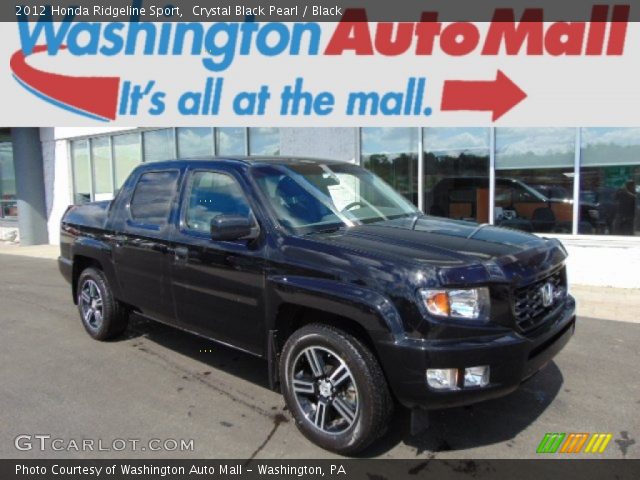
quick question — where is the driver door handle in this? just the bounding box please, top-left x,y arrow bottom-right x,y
113,235 -> 127,248
174,246 -> 189,262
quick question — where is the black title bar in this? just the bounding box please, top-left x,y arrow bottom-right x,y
2,459 -> 640,480
3,0 -> 640,22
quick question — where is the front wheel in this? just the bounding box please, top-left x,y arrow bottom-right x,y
279,323 -> 393,455
77,267 -> 129,340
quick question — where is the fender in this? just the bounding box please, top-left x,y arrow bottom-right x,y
267,275 -> 405,342
70,234 -> 121,302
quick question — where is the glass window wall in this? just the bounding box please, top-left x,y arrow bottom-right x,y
216,128 -> 246,156
113,133 -> 141,189
0,140 -> 17,218
581,128 -> 640,236
177,127 -> 214,158
143,129 -> 175,162
249,128 -> 280,156
423,128 -> 490,223
361,128 -> 419,204
495,128 -> 576,233
91,137 -> 113,200
71,140 -> 91,204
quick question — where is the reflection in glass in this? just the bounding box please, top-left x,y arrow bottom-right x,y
130,171 -> 180,225
249,128 -> 280,155
91,137 -> 113,198
186,172 -> 251,233
495,128 -> 576,233
113,133 -> 141,189
143,129 -> 175,162
216,128 -> 246,156
361,128 -> 418,204
423,128 -> 490,222
177,127 -> 214,158
252,162 -> 418,234
581,128 -> 640,236
71,140 -> 91,204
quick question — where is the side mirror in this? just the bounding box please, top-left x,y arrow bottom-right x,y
210,215 -> 257,241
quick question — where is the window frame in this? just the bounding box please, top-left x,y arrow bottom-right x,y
178,168 -> 258,240
126,169 -> 181,231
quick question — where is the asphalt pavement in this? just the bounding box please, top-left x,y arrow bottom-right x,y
0,253 -> 638,459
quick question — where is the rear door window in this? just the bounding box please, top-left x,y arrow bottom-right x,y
130,171 -> 179,227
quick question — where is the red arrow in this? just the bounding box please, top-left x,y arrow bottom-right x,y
441,70 -> 527,121
10,45 -> 120,121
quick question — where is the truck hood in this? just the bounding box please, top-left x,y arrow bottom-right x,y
306,216 -> 567,286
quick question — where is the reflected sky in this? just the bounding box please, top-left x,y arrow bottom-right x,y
71,140 -> 91,194
423,127 -> 490,156
582,127 -> 640,147
249,127 -> 279,155
143,129 -> 175,162
91,136 -> 112,194
217,128 -> 245,155
177,127 -> 213,158
361,127 -> 419,156
131,171 -> 179,224
497,128 -> 575,156
113,133 -> 142,187
496,128 -> 575,169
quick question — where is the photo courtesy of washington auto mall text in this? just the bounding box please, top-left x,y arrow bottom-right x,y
0,0 -> 638,479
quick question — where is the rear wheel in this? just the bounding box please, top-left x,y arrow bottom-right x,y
280,323 -> 393,454
77,267 -> 128,340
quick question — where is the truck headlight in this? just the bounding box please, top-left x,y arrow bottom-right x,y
418,287 -> 490,320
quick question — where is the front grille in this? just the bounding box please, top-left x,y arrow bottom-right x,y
513,267 -> 567,332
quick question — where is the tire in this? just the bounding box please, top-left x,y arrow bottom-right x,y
77,267 -> 129,340
279,323 -> 393,455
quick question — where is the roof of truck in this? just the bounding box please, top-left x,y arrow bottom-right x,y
139,156 -> 350,168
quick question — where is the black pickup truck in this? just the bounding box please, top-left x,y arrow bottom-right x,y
59,158 -> 576,454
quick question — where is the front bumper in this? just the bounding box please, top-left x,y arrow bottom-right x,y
376,296 -> 576,409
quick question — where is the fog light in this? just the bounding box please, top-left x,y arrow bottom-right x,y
426,368 -> 459,390
464,366 -> 490,388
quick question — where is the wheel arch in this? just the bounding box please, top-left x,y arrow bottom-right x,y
267,275 -> 405,342
266,275 -> 405,391
273,304 -> 379,355
71,237 -> 119,304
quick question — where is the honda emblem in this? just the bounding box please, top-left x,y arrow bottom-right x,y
540,282 -> 554,307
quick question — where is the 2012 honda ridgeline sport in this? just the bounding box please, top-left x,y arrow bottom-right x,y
59,158 -> 575,454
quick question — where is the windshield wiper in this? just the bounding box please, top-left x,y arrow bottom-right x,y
305,225 -> 346,235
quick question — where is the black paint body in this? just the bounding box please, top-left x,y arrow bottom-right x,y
58,159 -> 576,409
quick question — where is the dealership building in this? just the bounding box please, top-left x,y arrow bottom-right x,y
1,126 -> 639,287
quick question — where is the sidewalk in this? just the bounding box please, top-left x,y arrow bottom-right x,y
0,243 -> 59,260
0,243 -> 638,324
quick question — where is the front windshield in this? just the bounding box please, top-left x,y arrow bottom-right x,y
251,161 -> 419,233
